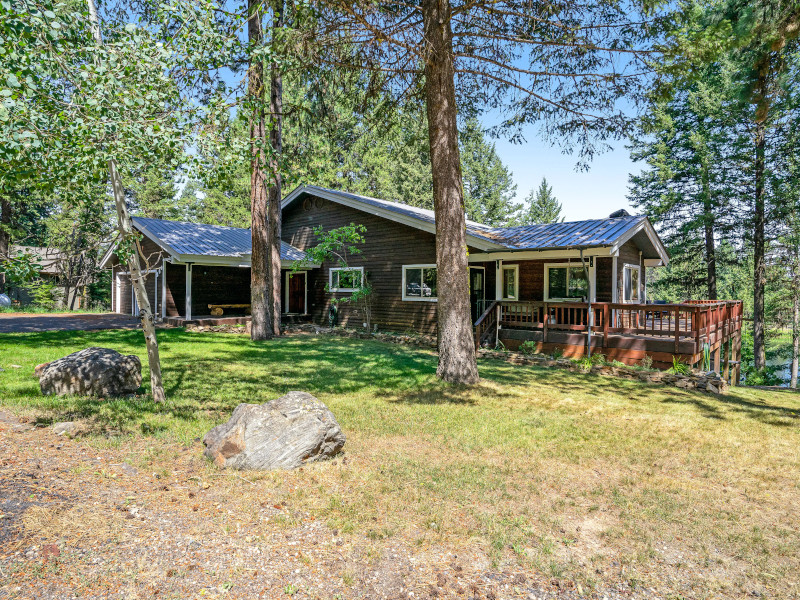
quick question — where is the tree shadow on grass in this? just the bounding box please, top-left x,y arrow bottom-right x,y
7,329 -> 800,435
660,388 -> 800,426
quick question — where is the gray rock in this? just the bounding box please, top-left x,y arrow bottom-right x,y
38,347 -> 142,397
203,391 -> 345,470
52,421 -> 81,437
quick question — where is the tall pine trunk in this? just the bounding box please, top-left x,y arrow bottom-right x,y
0,195 -> 10,295
248,0 -> 273,341
753,117 -> 766,371
87,0 -> 165,402
267,0 -> 284,336
421,0 -> 479,384
700,163 -> 717,300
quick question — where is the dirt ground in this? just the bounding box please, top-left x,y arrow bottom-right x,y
0,411 -> 656,600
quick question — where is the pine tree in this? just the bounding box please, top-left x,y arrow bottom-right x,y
459,118 -> 517,226
628,63 -> 746,301
521,178 -> 563,225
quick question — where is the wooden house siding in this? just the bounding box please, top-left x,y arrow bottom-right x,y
164,261 -> 185,317
283,194 -> 442,333
595,257 -> 613,302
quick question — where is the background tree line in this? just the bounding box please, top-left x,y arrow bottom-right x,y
628,0 -> 800,384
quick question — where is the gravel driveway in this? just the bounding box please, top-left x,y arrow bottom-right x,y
0,313 -> 140,333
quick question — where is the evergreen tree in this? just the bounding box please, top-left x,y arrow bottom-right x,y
459,118 -> 517,225
521,178 -> 563,225
628,63 -> 746,301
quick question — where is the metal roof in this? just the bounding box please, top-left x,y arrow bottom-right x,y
483,216 -> 646,250
132,217 -> 307,262
284,185 -> 653,253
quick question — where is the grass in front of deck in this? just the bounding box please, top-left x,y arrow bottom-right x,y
2,329 -> 800,596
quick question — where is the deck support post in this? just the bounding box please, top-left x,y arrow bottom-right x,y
723,337 -> 731,383
185,263 -> 192,321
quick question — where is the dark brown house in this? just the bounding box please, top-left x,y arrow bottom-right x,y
103,185 -> 743,373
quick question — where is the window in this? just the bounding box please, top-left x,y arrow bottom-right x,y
545,264 -> 591,300
623,264 -> 640,303
403,265 -> 437,301
501,265 -> 519,300
329,267 -> 364,292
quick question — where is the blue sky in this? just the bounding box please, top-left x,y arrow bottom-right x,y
492,136 -> 639,222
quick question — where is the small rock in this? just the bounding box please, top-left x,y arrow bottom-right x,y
120,463 -> 138,476
52,421 -> 81,437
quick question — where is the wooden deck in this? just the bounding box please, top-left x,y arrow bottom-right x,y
475,300 -> 744,378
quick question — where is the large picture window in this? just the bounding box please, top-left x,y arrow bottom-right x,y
545,264 -> 590,300
403,265 -> 437,301
623,264 -> 640,303
329,267 -> 364,292
501,265 -> 519,300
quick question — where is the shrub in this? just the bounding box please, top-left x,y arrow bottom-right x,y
640,355 -> 653,370
519,341 -> 538,356
24,280 -> 62,310
668,356 -> 691,375
551,347 -> 563,359
590,352 -> 606,366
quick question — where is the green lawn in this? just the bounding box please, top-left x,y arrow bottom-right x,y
2,329 -> 800,597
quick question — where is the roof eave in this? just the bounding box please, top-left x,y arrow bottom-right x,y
609,218 -> 670,266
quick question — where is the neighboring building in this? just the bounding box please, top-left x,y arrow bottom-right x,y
102,185 -> 743,372
6,245 -> 84,308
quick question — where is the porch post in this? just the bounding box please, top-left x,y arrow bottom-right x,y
161,265 -> 167,320
185,263 -> 192,321
611,254 -> 618,329
495,259 -> 503,301
611,256 -> 618,303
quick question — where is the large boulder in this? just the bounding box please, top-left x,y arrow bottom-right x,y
203,391 -> 346,470
37,347 -> 142,397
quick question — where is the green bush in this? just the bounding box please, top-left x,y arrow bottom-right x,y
668,356 -> 691,375
519,341 -> 538,355
23,280 -> 63,310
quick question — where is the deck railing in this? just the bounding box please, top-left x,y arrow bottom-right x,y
475,299 -> 744,353
473,300 -> 499,349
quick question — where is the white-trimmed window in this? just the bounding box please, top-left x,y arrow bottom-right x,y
501,264 -> 519,301
403,264 -> 437,301
623,264 -> 641,303
545,263 -> 591,301
329,266 -> 364,292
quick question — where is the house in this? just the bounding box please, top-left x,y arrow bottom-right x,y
102,184 -> 743,374
6,245 -> 85,308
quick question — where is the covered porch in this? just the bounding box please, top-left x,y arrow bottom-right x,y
160,261 -> 316,325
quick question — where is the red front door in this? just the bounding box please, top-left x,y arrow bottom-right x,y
287,272 -> 306,314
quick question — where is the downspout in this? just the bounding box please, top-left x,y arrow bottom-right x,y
580,248 -> 592,357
